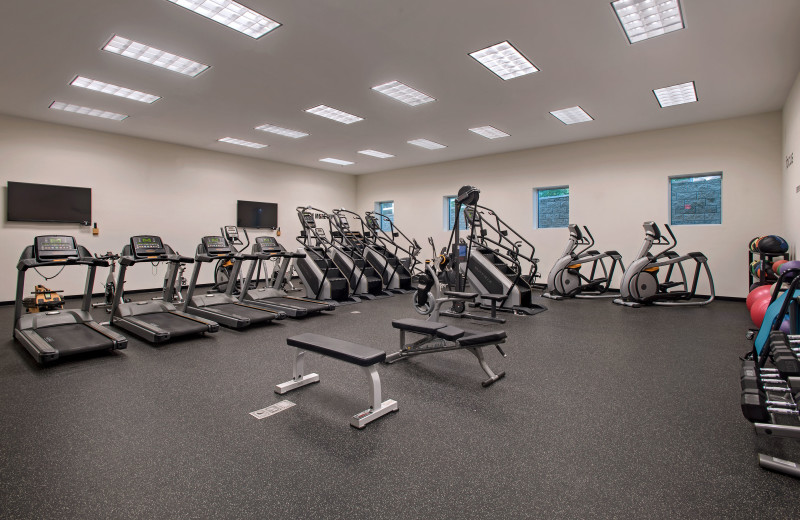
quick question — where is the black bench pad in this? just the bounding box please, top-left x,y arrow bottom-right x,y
435,325 -> 465,341
287,333 -> 385,367
392,318 -> 446,335
457,329 -> 507,346
480,293 -> 507,302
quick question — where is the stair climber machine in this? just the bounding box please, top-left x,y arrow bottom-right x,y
181,236 -> 285,328
421,186 -> 505,323
295,208 -> 358,305
459,202 -> 547,318
238,235 -> 335,318
329,208 -> 392,299
465,204 -> 543,289
362,210 -> 421,292
110,236 -> 219,343
613,222 -> 715,307
14,236 -> 128,363
543,225 -> 624,300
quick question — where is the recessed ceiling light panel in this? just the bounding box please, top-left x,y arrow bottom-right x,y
218,137 -> 267,149
166,0 -> 280,39
49,101 -> 128,121
305,105 -> 363,124
358,150 -> 394,158
320,158 -> 354,166
550,106 -> 593,125
469,126 -> 510,139
102,35 -> 209,77
255,123 -> 308,138
469,41 -> 538,80
611,0 -> 684,44
408,139 -> 446,150
372,81 -> 435,106
70,76 -> 161,104
653,81 -> 697,107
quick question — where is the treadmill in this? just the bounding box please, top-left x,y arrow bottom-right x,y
182,236 -> 285,328
239,236 -> 335,318
14,235 -> 127,364
110,235 -> 219,343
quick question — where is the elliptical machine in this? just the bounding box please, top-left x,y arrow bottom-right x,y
614,221 -> 715,307
543,225 -> 623,300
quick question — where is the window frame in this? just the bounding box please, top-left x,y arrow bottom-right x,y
443,195 -> 468,231
668,172 -> 722,226
533,185 -> 570,229
374,200 -> 395,232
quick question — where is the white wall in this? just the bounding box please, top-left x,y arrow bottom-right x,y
783,72 -> 800,255
357,112 -> 784,298
0,114 -> 356,301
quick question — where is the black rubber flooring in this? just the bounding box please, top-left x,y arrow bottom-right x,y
1,290 -> 798,519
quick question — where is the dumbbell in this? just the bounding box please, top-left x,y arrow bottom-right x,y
740,360 -> 790,393
741,391 -> 799,423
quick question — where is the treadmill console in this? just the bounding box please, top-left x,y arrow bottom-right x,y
34,235 -> 79,261
256,236 -> 281,252
131,235 -> 167,258
202,236 -> 232,256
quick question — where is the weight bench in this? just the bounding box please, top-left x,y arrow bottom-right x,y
275,333 -> 399,428
386,318 -> 507,387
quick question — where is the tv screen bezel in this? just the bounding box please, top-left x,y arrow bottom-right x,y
236,199 -> 278,229
6,181 -> 92,225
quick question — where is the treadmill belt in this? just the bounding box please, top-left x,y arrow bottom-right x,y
210,303 -> 277,324
271,297 -> 330,312
37,323 -> 114,354
137,312 -> 210,337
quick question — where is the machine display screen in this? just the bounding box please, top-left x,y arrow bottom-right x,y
34,235 -> 79,260
203,236 -> 231,255
303,213 -> 315,227
131,235 -> 166,257
365,215 -> 379,230
339,215 -> 349,229
258,237 -> 277,246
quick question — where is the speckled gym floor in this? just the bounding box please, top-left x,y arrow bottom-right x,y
0,290 -> 797,519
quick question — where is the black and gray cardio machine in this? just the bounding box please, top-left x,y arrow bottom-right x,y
14,235 -> 128,363
295,209 -> 354,304
181,236 -> 285,328
328,209 -> 390,299
239,236 -> 334,318
110,236 -> 219,343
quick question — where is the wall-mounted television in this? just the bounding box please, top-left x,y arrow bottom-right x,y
7,181 -> 92,225
237,200 -> 278,229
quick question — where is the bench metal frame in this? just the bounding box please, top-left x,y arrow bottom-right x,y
276,349 -> 398,429
386,326 -> 507,387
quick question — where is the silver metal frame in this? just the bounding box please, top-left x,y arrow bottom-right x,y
275,348 -> 398,429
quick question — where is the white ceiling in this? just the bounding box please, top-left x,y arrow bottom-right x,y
1,0 -> 799,175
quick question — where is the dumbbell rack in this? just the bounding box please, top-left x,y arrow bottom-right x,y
748,250 -> 789,289
741,330 -> 800,478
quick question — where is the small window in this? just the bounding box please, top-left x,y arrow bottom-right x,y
374,200 -> 394,232
535,186 -> 569,228
444,196 -> 467,231
670,173 -> 722,225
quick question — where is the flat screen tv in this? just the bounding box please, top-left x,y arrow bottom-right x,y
7,181 -> 91,225
237,200 -> 278,229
